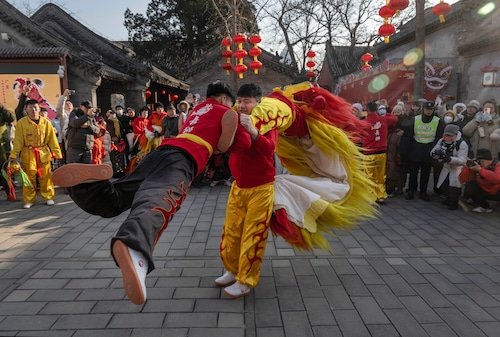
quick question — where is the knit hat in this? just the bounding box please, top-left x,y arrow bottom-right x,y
177,100 -> 189,111
352,103 -> 363,112
444,110 -> 456,119
443,124 -> 460,136
453,103 -> 466,113
467,100 -> 480,110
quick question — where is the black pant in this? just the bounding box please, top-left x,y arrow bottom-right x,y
66,148 -> 92,164
467,180 -> 500,208
408,160 -> 432,194
69,147 -> 196,273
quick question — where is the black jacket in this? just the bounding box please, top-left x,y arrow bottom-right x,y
66,108 -> 100,150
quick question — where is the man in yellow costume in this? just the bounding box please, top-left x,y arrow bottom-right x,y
216,84 -> 278,298
9,99 -> 62,208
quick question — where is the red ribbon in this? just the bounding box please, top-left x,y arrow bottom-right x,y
30,146 -> 43,177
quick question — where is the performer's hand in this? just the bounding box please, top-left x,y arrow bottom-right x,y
240,114 -> 259,140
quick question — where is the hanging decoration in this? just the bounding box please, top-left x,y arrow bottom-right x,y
432,0 -> 452,23
360,53 -> 373,72
378,0 -> 396,43
305,50 -> 316,81
220,33 -> 263,79
232,33 -> 248,79
389,0 -> 409,15
221,37 -> 232,74
248,34 -> 263,75
145,89 -> 152,100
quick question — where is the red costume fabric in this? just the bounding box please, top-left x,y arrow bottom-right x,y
229,125 -> 278,188
363,113 -> 398,154
146,111 -> 167,133
161,98 -> 230,175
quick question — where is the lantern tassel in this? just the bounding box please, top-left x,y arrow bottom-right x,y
439,15 -> 445,23
384,36 -> 390,43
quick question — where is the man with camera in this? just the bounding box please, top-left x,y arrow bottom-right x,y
430,124 -> 468,210
66,100 -> 100,164
460,149 -> 500,213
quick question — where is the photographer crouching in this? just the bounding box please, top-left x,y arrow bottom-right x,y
459,149 -> 500,213
430,124 -> 468,210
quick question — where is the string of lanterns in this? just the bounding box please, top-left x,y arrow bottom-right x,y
377,0 -> 451,44
220,33 -> 262,79
305,50 -> 317,81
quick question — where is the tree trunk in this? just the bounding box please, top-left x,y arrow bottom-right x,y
414,0 -> 425,100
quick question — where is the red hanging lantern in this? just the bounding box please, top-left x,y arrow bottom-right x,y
379,23 -> 395,43
249,60 -> 262,73
233,33 -> 247,78
234,64 -> 248,77
306,50 -> 316,58
360,53 -> 373,72
306,70 -> 316,79
248,34 -> 262,75
306,60 -> 316,68
379,5 -> 396,19
361,64 -> 372,72
221,36 -> 232,74
361,53 -> 373,63
233,49 -> 248,59
432,1 -> 451,23
233,33 -> 246,44
161,89 -> 166,95
221,37 -> 231,47
248,34 -> 262,45
145,89 -> 152,99
249,47 -> 262,57
389,0 -> 409,12
171,94 -> 179,102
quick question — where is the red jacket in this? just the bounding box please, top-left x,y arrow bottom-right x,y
476,161 -> 500,194
229,124 -> 278,188
363,112 -> 398,154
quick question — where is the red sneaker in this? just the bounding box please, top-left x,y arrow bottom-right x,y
52,163 -> 112,187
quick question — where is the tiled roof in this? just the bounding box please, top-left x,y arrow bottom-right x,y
0,47 -> 70,59
325,45 -> 370,79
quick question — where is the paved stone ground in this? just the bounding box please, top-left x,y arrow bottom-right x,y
0,184 -> 499,337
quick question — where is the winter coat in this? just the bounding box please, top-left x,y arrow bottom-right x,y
430,138 -> 468,188
67,109 -> 100,150
462,115 -> 500,158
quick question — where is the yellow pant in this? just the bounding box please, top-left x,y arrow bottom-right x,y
220,182 -> 274,288
365,153 -> 388,200
22,160 -> 55,204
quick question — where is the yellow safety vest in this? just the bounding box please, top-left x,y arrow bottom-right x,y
414,115 -> 439,144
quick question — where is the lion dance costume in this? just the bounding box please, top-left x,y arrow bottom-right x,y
249,82 -> 378,251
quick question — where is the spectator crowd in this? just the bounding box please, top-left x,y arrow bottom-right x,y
1,80 -> 499,214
